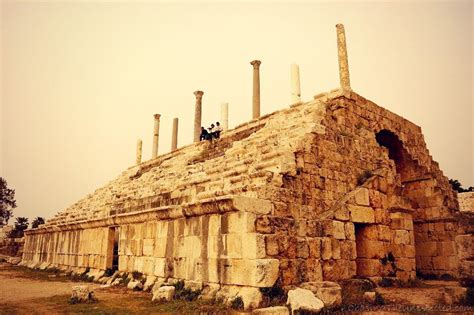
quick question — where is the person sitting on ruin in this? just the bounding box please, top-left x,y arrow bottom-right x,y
200,127 -> 209,141
207,124 -> 215,141
213,121 -> 223,139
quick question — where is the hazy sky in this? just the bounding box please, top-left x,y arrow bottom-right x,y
1,1 -> 473,222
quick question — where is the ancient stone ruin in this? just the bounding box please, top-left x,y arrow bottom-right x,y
20,24 -> 472,309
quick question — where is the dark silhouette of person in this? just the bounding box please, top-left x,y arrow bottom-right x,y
200,127 -> 209,141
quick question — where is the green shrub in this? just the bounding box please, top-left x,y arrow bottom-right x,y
172,280 -> 201,302
260,284 -> 287,306
131,271 -> 143,280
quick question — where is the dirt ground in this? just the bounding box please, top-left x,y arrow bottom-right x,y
0,262 -> 473,314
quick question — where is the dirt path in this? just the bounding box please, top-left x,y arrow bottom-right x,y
0,264 -> 100,303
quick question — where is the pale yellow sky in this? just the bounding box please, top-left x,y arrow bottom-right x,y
1,1 -> 473,221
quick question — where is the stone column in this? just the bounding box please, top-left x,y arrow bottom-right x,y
220,102 -> 229,131
152,114 -> 161,158
291,63 -> 301,104
171,117 -> 178,151
336,24 -> 351,90
136,139 -> 142,164
250,60 -> 261,119
193,90 -> 204,142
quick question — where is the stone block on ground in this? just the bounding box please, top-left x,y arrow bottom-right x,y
286,288 -> 324,313
143,276 -> 157,291
200,283 -> 220,301
363,291 -> 376,304
127,280 -> 144,291
252,306 -> 289,315
299,281 -> 342,308
152,285 -> 175,302
443,287 -> 467,305
71,285 -> 95,303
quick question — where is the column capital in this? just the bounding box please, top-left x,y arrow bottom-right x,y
194,90 -> 204,99
154,113 -> 161,120
250,60 -> 261,68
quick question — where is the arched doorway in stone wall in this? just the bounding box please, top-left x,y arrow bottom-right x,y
374,129 -> 426,280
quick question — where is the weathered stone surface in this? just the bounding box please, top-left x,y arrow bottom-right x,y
152,286 -> 175,302
252,306 -> 289,315
300,281 -> 342,308
127,280 -> 144,291
363,291 -> 376,304
443,287 -> 467,305
286,288 -> 324,313
71,285 -> 95,303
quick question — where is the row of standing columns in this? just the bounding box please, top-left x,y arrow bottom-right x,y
137,24 -> 351,164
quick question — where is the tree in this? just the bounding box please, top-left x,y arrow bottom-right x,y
8,217 -> 29,238
449,179 -> 474,193
32,217 -> 45,229
0,177 -> 17,225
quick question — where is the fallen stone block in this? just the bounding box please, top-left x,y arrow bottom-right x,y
143,276 -> 157,291
70,285 -> 96,304
252,306 -> 289,315
443,287 -> 467,305
127,280 -> 144,291
152,285 -> 175,302
286,288 -> 324,313
200,283 -> 220,301
300,281 -> 342,308
6,257 -> 21,265
363,291 -> 376,304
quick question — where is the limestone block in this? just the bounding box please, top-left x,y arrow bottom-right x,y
286,288 -> 324,313
184,280 -> 203,291
357,240 -> 386,259
331,239 -> 341,259
363,291 -> 376,304
239,286 -> 263,310
220,258 -> 279,287
152,286 -> 175,302
153,237 -> 167,258
127,280 -> 144,290
354,188 -> 369,206
143,275 -> 156,291
71,285 -> 95,303
297,238 -> 309,259
455,234 -> 474,260
345,222 -> 355,240
308,238 -> 321,258
356,259 -> 381,277
200,283 -> 220,301
142,257 -> 155,275
266,235 -> 279,256
332,221 -> 346,240
233,196 -> 273,215
222,212 -> 256,234
133,256 -> 144,272
393,230 -> 410,245
443,287 -> 467,305
300,281 -> 342,308
252,306 -> 289,315
142,239 -> 155,256
416,241 -> 437,257
321,238 -> 332,260
348,205 -> 374,223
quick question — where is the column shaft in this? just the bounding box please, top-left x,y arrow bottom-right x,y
291,63 -> 301,104
171,118 -> 179,151
136,139 -> 142,164
250,60 -> 261,119
193,91 -> 204,142
336,24 -> 351,90
152,114 -> 161,158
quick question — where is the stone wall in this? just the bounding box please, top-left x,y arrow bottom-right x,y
22,88 -> 463,289
459,192 -> 474,212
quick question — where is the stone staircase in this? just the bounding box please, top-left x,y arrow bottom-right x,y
45,98 -> 327,227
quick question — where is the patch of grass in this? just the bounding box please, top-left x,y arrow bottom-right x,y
230,296 -> 244,310
172,280 -> 201,302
